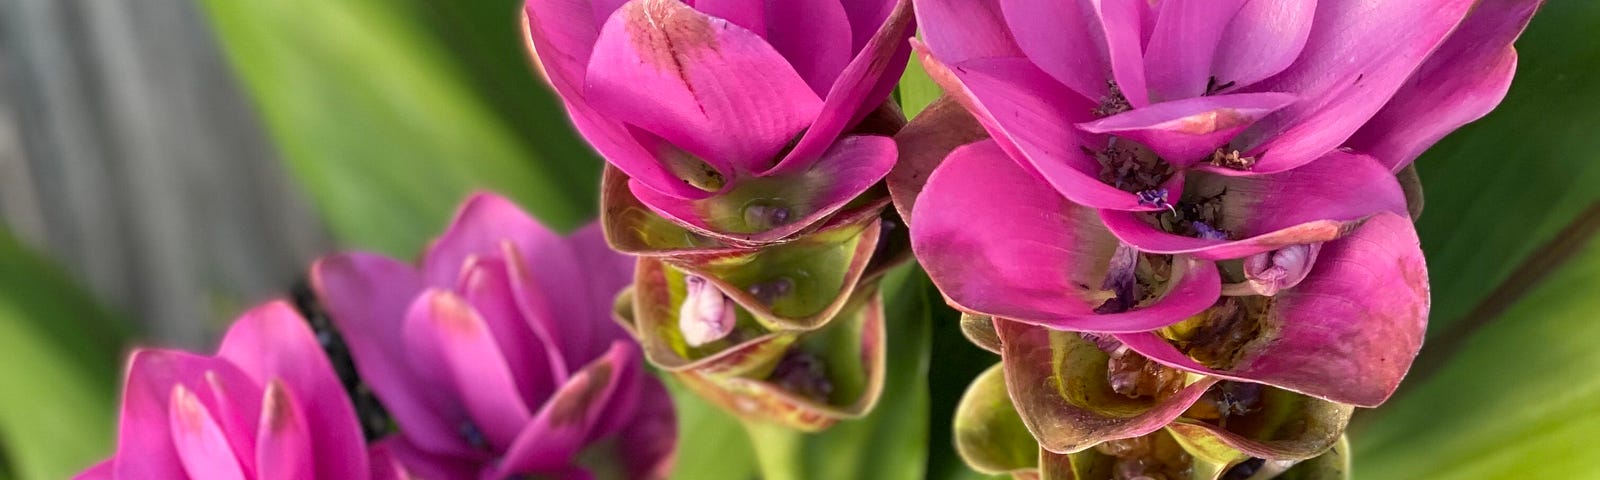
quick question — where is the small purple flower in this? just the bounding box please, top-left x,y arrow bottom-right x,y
311,193 -> 675,479
75,303 -> 378,480
525,0 -> 916,243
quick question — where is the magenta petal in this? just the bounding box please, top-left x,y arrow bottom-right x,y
216,302 -> 367,479
112,350 -> 261,480
691,0 -> 766,36
365,442 -> 412,480
614,375 -> 677,480
586,0 -> 822,173
373,438 -> 479,480
168,385 -> 248,480
1210,0 -> 1316,91
1117,213 -> 1428,407
1347,0 -> 1541,171
311,254 -> 466,457
842,0 -> 898,52
524,1 -> 713,201
1236,0 -> 1477,173
1144,0 -> 1248,101
73,461 -> 112,480
422,192 -> 564,288
254,381 -> 314,480
997,320 -> 1221,453
766,0 -> 912,177
997,0 -> 1130,103
497,343 -> 637,476
404,290 -> 532,452
938,56 -> 1164,212
457,256 -> 556,407
1077,93 -> 1297,166
759,0 -> 852,96
914,0 -> 1020,65
630,135 -> 896,242
912,140 -> 1219,333
1102,151 -> 1408,260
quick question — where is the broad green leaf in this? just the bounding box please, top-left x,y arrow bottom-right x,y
744,265 -> 932,480
1353,232 -> 1600,479
197,0 -> 600,256
898,55 -> 942,119
1412,1 -> 1600,335
0,230 -> 129,479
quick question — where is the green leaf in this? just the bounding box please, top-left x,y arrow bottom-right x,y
1410,1 -> 1600,336
1353,230 -> 1600,479
0,229 -> 129,479
898,55 -> 942,119
743,265 -> 932,480
196,0 -> 601,256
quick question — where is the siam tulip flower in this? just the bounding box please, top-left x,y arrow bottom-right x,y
310,193 -> 675,479
909,0 -> 1539,258
524,0 -> 916,245
76,302 -> 387,480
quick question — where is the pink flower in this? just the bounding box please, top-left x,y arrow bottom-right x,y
311,193 -> 675,479
524,0 -> 915,243
75,302 -> 378,480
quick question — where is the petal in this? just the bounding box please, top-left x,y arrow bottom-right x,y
767,0 -> 912,176
887,96 -> 988,223
1116,213 -> 1428,407
1236,0 -> 1478,173
72,461 -> 112,480
457,256 -> 556,409
1077,92 -> 1298,166
403,290 -> 532,452
999,0 -> 1147,104
1347,0 -> 1541,171
1166,386 -> 1352,461
629,135 -> 896,242
1210,0 -> 1317,91
613,375 -> 678,480
170,385 -> 248,480
310,254 -> 465,457
497,343 -> 639,476
935,56 -> 1166,212
690,0 -> 765,36
911,140 -> 1220,332
524,0 -> 715,201
600,166 -> 745,257
960,314 -> 1002,355
216,302 -> 369,478
372,437 -> 479,480
954,364 -> 1043,476
996,320 -> 1220,453
112,350 -> 261,480
1143,0 -> 1249,101
586,0 -> 822,173
422,192 -> 563,288
254,381 -> 314,480
1277,436 -> 1351,479
366,442 -> 413,480
759,0 -> 853,96
1101,151 -> 1408,260
914,0 -> 1021,64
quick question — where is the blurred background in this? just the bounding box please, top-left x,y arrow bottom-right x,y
0,1 -> 1597,479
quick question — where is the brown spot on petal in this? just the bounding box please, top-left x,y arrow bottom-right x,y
625,0 -> 718,73
262,380 -> 298,432
550,363 -> 614,427
170,385 -> 207,433
429,292 -> 482,336
1172,109 -> 1251,136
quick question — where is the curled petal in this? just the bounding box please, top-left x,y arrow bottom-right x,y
914,0 -> 1022,67
887,96 -> 988,223
679,275 -> 738,347
631,257 -> 797,374
1143,0 -> 1250,101
254,381 -> 314,480
497,343 -> 640,476
403,291 -> 532,452
1077,93 -> 1297,167
1101,151 -> 1408,260
600,166 -> 745,257
1225,244 -> 1322,297
913,140 -> 1220,333
954,364 -> 1041,477
1116,213 -> 1429,407
1167,386 -> 1353,461
960,314 -> 1002,355
996,320 -> 1220,454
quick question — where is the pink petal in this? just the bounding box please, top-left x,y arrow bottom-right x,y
766,0 -> 912,177
996,320 -> 1221,453
372,437 -> 479,480
1235,0 -> 1478,173
760,0 -> 853,96
112,350 -> 262,480
216,302 -> 369,479
998,0 -> 1144,104
497,343 -> 639,476
842,0 -> 899,53
169,385 -> 248,480
403,290 -> 532,452
1347,0 -> 1541,171
936,55 -> 1167,212
72,461 -> 112,480
1077,92 -> 1297,166
310,254 -> 466,457
457,256 -> 556,408
911,140 -> 1219,333
504,219 -> 638,368
914,0 -> 1021,64
254,381 -> 315,480
1116,213 -> 1428,407
690,0 -> 766,36
421,192 -> 563,288
614,375 -> 678,480
629,134 -> 896,243
1143,0 -> 1249,101
1210,0 -> 1316,91
365,442 -> 413,480
599,165 -> 746,257
586,0 -> 822,174
1100,150 -> 1408,260
524,0 -> 714,201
